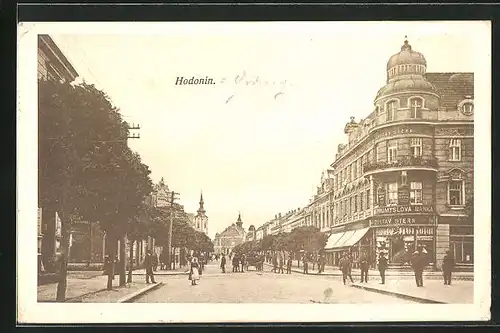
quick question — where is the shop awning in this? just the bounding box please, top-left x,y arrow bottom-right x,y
324,227 -> 370,250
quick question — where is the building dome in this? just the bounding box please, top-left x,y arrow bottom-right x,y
375,76 -> 437,100
386,39 -> 427,71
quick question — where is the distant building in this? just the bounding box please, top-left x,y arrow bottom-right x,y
245,225 -> 256,242
192,192 -> 209,236
213,213 -> 246,255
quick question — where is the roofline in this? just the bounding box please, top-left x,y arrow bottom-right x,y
39,34 -> 79,80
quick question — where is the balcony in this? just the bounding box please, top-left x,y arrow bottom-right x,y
363,156 -> 438,176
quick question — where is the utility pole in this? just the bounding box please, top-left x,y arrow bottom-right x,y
167,190 -> 180,270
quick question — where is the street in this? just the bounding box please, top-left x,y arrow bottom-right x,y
133,262 -> 415,303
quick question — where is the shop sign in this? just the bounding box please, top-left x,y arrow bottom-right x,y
375,205 -> 434,215
375,226 -> 434,237
370,216 -> 432,226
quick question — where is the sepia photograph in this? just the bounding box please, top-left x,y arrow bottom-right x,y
17,21 -> 490,323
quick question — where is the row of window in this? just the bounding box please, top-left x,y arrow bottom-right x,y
336,189 -> 372,218
376,97 -> 425,120
388,64 -> 426,77
334,138 -> 463,191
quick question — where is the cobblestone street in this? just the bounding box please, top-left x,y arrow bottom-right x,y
133,263 -> 415,303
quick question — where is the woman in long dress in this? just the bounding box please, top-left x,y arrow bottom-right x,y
189,257 -> 200,286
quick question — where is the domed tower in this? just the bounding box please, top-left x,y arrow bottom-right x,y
374,38 -> 440,121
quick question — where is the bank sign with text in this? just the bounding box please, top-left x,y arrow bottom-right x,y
375,205 -> 434,215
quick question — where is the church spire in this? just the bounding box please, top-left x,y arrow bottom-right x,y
197,191 -> 206,216
236,211 -> 243,228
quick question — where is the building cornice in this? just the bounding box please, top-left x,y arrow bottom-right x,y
331,120 -> 474,168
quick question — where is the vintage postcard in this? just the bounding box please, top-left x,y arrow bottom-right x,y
17,21 -> 491,323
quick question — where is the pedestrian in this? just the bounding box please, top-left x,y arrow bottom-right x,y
113,256 -> 120,280
378,252 -> 388,284
232,254 -> 239,272
411,246 -> 427,287
318,254 -> 326,274
152,252 -> 159,272
442,250 -> 455,285
240,254 -> 247,273
339,253 -> 354,284
359,251 -> 369,283
189,257 -> 200,285
286,255 -> 292,274
144,251 -> 157,284
103,255 -> 111,276
220,254 -> 226,273
303,254 -> 309,274
278,254 -> 284,274
272,253 -> 278,273
159,251 -> 166,270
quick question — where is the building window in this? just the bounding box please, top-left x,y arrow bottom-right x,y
449,139 -> 462,161
352,162 -> 357,180
410,182 -> 423,205
353,195 -> 358,212
387,140 -> 398,163
409,98 -> 423,118
386,182 -> 398,205
411,138 -> 423,157
386,101 -> 397,121
360,192 -> 364,211
448,180 -> 464,206
366,189 -> 371,208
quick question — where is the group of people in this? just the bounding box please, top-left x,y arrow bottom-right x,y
271,252 -> 293,274
337,245 -> 456,287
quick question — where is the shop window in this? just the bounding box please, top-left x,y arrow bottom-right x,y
409,97 -> 423,118
449,139 -> 462,161
448,180 -> 464,206
410,182 -> 423,204
387,140 -> 398,163
411,138 -> 422,157
386,182 -> 398,205
386,100 -> 397,121
450,238 -> 474,263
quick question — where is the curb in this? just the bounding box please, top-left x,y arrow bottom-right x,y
350,284 -> 445,304
132,272 -> 187,276
64,288 -> 109,303
117,282 -> 164,303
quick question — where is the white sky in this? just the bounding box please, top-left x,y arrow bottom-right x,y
47,22 -> 485,239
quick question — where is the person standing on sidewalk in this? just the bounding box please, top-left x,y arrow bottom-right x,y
278,253 -> 285,274
189,257 -> 200,286
286,255 -> 292,274
359,251 -> 369,283
339,253 -> 354,284
442,250 -> 455,285
378,252 -> 388,284
220,254 -> 226,273
411,246 -> 426,287
303,254 -> 309,274
144,251 -> 157,284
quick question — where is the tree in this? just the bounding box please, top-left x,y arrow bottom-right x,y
39,80 -> 153,298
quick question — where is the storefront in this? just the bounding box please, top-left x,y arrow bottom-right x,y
369,214 -> 436,267
324,222 -> 373,268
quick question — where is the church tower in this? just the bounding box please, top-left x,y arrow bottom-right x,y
193,191 -> 209,236
236,212 -> 243,229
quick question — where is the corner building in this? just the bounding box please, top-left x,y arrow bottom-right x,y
326,39 -> 473,271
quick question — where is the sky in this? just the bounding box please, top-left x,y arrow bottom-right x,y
47,21 -> 486,239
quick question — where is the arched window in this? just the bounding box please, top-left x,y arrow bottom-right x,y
409,97 -> 424,118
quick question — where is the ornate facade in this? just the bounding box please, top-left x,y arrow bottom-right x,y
213,213 -> 246,255
325,39 -> 474,270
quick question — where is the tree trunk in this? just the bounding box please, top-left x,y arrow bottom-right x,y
172,247 -> 176,269
107,233 -> 116,290
55,211 -> 70,302
119,234 -> 126,286
127,239 -> 134,283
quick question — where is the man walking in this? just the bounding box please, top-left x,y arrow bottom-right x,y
378,252 -> 388,284
442,250 -> 455,285
220,254 -> 226,273
359,251 -> 369,283
303,254 -> 309,274
144,251 -> 157,284
278,253 -> 284,274
339,253 -> 354,284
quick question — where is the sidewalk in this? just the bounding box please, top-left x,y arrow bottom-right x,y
132,264 -> 189,276
37,270 -> 161,302
264,262 -> 473,280
350,279 -> 473,304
